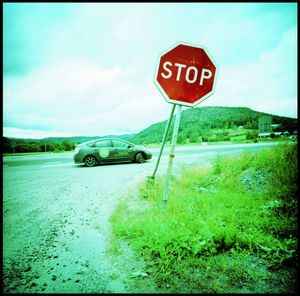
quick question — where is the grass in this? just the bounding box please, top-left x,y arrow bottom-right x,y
109,143 -> 298,293
145,137 -> 293,148
3,151 -> 71,156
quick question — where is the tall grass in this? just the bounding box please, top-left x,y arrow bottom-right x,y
110,143 -> 297,291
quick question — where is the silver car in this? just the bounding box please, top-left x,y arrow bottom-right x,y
73,138 -> 152,167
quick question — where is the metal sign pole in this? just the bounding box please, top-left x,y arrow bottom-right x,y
163,104 -> 182,210
150,104 -> 176,180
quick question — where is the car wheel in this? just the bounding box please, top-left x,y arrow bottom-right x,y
84,155 -> 97,167
135,152 -> 146,163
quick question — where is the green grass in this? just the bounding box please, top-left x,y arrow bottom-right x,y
110,143 -> 297,293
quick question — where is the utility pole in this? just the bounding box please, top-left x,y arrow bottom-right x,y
12,139 -> 15,154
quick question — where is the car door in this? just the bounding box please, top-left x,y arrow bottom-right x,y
111,140 -> 133,161
93,139 -> 114,162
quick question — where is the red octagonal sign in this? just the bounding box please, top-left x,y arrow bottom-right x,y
154,42 -> 218,107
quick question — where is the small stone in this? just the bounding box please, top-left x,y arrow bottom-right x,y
24,266 -> 31,272
52,275 -> 57,281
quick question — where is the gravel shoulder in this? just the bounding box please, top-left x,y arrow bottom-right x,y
3,162 -> 154,293
4,143 -> 292,293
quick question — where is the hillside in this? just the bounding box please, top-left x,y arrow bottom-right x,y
5,133 -> 136,144
128,106 -> 297,144
3,106 -> 297,153
3,133 -> 136,154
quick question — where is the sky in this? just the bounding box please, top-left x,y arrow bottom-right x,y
3,2 -> 298,139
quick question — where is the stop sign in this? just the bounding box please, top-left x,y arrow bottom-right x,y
154,42 -> 218,107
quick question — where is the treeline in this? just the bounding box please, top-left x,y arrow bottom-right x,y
129,106 -> 297,145
3,138 -> 76,154
3,107 -> 297,152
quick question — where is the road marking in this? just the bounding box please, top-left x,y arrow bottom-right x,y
42,163 -> 76,168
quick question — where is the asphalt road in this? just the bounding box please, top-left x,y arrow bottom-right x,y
3,141 -> 279,169
3,142 -> 280,293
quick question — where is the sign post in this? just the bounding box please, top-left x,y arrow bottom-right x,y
150,104 -> 176,179
162,104 -> 182,210
153,41 -> 218,209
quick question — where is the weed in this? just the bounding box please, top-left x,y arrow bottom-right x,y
110,143 -> 298,293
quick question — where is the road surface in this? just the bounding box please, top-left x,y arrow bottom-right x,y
3,142 -> 279,293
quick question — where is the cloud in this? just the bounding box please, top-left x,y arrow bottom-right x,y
3,3 -> 297,139
3,3 -> 72,76
200,3 -> 297,66
3,127 -> 77,139
3,59 -> 171,137
202,26 -> 297,118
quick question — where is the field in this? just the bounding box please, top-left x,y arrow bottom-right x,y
110,143 -> 298,293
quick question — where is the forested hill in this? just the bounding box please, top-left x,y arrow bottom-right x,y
3,106 -> 297,153
128,106 -> 297,145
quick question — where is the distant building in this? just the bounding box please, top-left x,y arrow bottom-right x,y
258,132 -> 271,138
271,124 -> 280,129
258,116 -> 272,133
258,131 -> 289,138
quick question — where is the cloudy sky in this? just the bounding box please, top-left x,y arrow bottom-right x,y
3,2 -> 297,139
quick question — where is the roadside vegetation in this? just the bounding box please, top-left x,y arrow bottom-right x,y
3,138 -> 76,154
110,143 -> 297,293
3,107 -> 297,154
129,106 -> 297,145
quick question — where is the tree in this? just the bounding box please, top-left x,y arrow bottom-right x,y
3,137 -> 12,153
61,139 -> 72,151
177,133 -> 186,144
189,132 -> 199,143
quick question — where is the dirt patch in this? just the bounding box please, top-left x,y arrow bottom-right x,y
101,169 -> 168,293
239,167 -> 270,193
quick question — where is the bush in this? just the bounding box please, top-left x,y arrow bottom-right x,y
177,133 -> 186,144
189,132 -> 199,143
111,143 -> 298,286
15,143 -> 41,153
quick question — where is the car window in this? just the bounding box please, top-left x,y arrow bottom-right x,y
94,140 -> 112,147
112,140 -> 128,148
